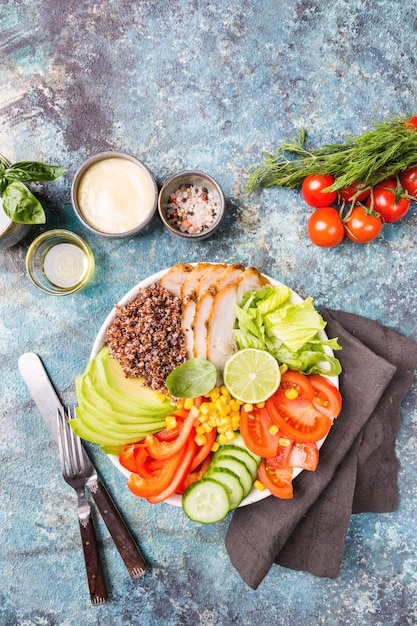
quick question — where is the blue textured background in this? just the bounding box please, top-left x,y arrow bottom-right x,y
1,1 -> 416,624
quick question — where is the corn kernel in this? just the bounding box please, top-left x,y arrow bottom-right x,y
208,387 -> 220,400
217,433 -> 228,445
194,433 -> 207,447
243,403 -> 253,413
279,437 -> 291,447
225,429 -> 235,441
268,424 -> 279,435
285,387 -> 299,400
279,364 -> 288,375
254,480 -> 265,491
256,401 -> 265,408
211,441 -> 220,453
196,425 -> 206,435
202,422 -> 213,433
165,415 -> 177,430
189,405 -> 200,418
199,402 -> 210,415
184,398 -> 194,410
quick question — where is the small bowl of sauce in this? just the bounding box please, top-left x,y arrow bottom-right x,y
26,229 -> 95,295
71,152 -> 158,237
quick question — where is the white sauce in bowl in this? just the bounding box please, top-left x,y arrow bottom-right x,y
77,157 -> 156,234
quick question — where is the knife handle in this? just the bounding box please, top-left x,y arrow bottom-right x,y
88,481 -> 146,579
78,512 -> 108,605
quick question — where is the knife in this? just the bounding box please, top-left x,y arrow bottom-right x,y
18,352 -> 147,579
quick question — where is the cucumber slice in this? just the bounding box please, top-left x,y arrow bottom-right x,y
209,455 -> 253,497
206,467 -> 244,509
183,478 -> 230,523
214,445 -> 259,479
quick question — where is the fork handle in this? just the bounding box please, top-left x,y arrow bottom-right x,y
78,512 -> 108,605
88,481 -> 146,579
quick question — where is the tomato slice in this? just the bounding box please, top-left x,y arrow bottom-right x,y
266,390 -> 332,443
257,459 -> 293,499
239,405 -> 279,458
279,370 -> 315,401
287,442 -> 319,471
308,374 -> 342,420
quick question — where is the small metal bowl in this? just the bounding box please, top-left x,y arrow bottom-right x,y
158,170 -> 225,240
71,151 -> 158,238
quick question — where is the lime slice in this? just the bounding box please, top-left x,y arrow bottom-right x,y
223,348 -> 281,404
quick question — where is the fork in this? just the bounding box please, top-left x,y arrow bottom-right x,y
57,407 -> 108,605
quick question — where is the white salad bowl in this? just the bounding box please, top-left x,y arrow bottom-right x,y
90,264 -> 338,508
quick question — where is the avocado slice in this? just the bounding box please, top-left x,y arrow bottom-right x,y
73,346 -> 177,446
97,347 -> 174,413
70,411 -> 165,446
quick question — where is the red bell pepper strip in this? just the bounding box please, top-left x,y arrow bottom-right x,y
144,406 -> 198,459
127,445 -> 186,498
146,437 -> 197,503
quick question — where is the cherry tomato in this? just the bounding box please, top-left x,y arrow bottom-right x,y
307,207 -> 345,248
301,174 -> 338,208
370,180 -> 410,223
239,404 -> 279,458
257,459 -> 293,499
265,371 -> 333,443
405,116 -> 417,130
344,205 -> 383,243
399,167 -> 417,197
339,182 -> 370,203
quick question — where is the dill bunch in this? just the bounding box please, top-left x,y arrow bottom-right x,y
246,116 -> 417,195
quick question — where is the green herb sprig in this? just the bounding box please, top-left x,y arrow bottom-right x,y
0,159 -> 65,224
246,116 -> 417,194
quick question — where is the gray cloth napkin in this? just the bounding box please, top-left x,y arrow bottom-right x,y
225,309 -> 417,589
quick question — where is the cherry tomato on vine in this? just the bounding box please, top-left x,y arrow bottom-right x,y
301,174 -> 338,208
339,182 -> 370,204
399,167 -> 417,197
307,207 -> 345,248
369,179 -> 410,223
344,205 -> 383,243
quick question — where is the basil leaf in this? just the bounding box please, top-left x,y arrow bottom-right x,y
4,161 -> 65,183
0,178 -> 8,196
2,181 -> 46,224
166,359 -> 217,398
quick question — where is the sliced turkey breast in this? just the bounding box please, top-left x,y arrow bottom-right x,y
193,264 -> 245,359
207,268 -> 271,384
159,263 -> 194,297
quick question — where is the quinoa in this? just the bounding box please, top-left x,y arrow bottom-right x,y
106,282 -> 186,392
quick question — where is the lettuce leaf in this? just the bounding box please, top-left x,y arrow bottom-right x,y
233,285 -> 342,377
